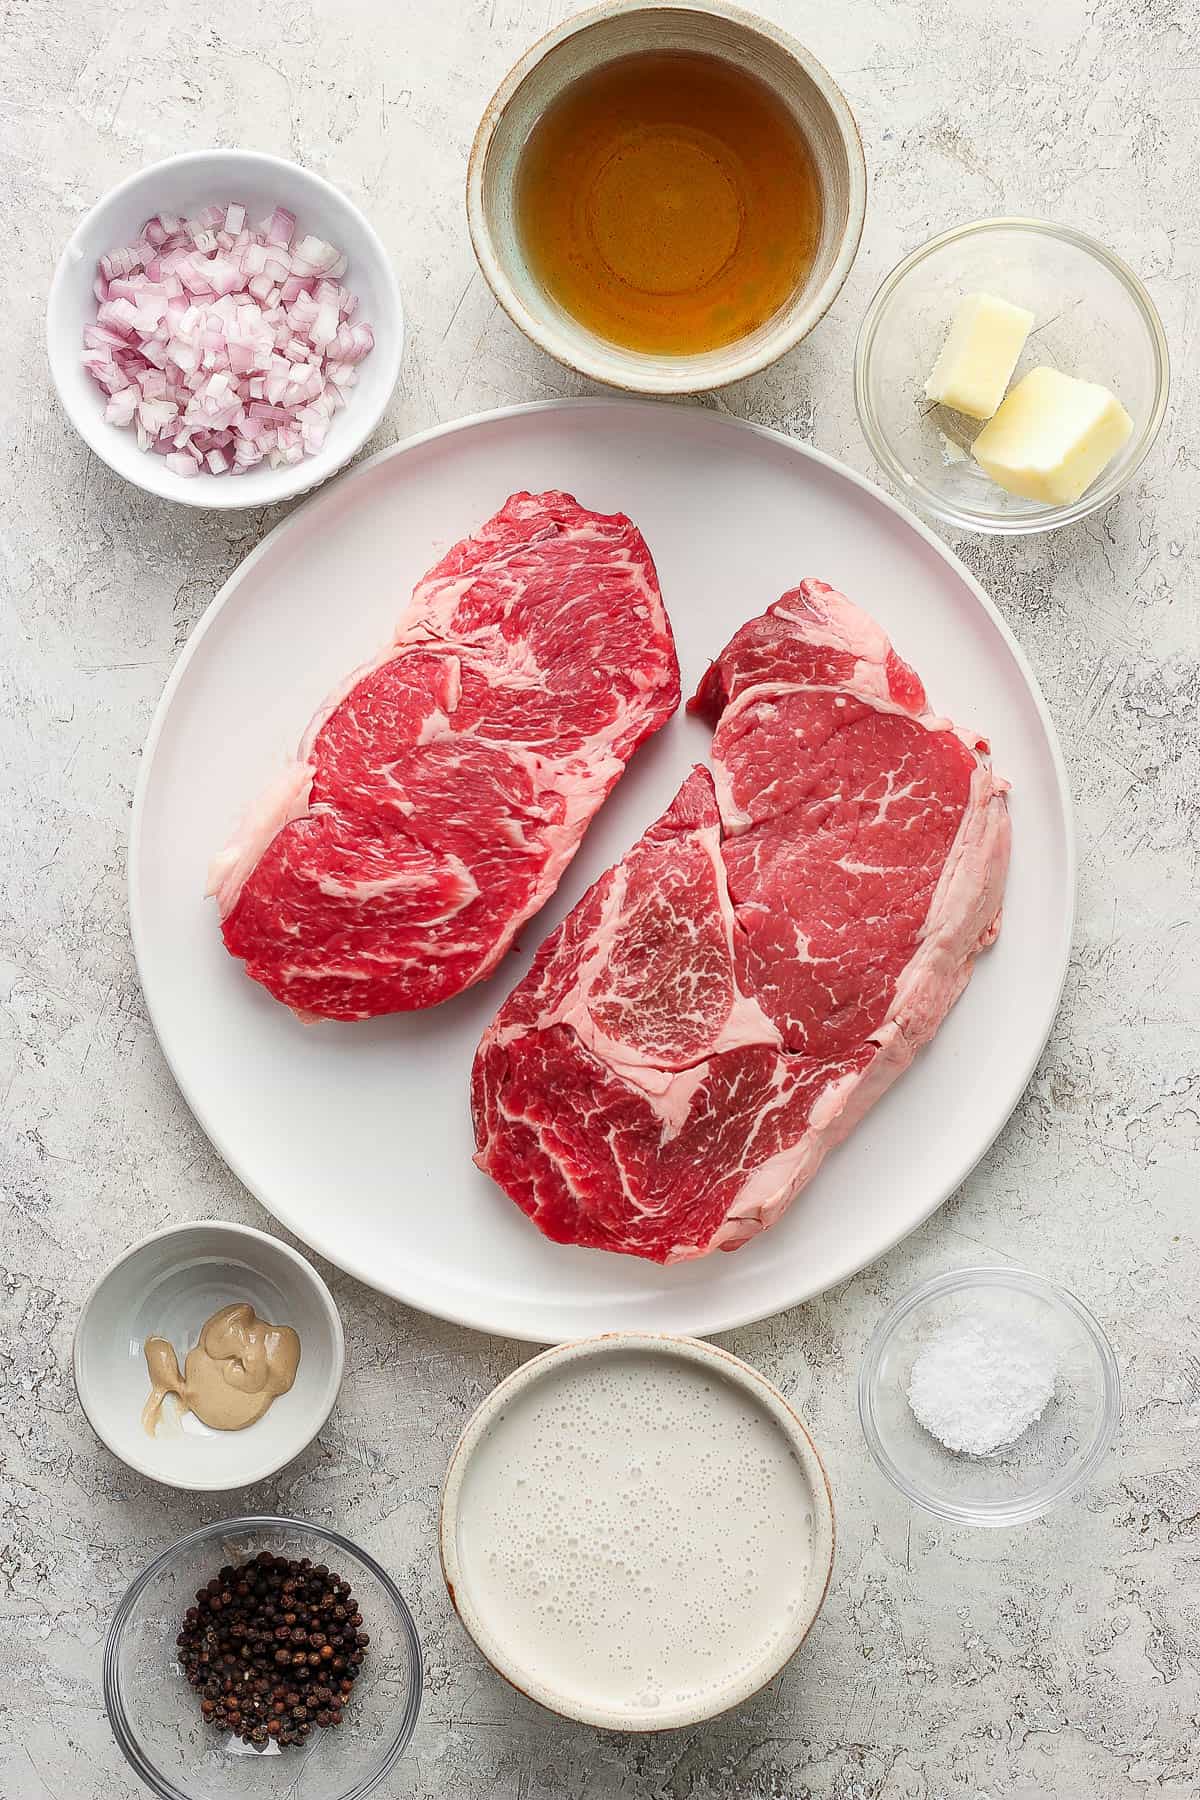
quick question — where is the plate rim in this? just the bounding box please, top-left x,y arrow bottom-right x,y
129,395 -> 1076,1343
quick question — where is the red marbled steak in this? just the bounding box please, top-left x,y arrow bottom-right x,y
472,580 -> 1011,1262
208,492 -> 680,1019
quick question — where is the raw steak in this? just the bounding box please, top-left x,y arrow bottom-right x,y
472,579 -> 1010,1262
209,492 -> 680,1019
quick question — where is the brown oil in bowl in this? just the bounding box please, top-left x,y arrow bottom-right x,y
515,50 -> 823,358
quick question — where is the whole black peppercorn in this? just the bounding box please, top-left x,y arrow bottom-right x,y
175,1553 -> 370,1755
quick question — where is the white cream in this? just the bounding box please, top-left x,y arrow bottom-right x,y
450,1350 -> 818,1720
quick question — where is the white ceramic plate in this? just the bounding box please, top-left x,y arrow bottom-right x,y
131,399 -> 1074,1344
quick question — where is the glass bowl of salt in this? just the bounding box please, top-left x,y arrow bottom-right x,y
858,1266 -> 1120,1526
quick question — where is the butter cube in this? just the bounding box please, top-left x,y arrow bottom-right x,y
972,366 -> 1134,506
925,292 -> 1035,420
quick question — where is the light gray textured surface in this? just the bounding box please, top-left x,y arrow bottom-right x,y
1,0 -> 1196,1795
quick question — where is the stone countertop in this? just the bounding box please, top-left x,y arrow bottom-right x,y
2,1 -> 1197,1795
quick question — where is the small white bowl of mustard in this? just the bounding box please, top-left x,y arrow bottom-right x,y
74,1220 -> 345,1491
467,0 -> 866,394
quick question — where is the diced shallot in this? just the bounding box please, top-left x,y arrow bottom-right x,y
105,390 -> 138,426
81,201 -> 376,479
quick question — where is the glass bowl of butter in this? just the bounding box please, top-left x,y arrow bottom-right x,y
854,217 -> 1169,534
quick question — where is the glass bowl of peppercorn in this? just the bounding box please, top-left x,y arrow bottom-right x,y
103,1516 -> 423,1799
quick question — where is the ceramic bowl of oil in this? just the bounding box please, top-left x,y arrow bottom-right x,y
467,0 -> 866,395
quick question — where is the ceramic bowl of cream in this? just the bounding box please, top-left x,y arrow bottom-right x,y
73,1220 -> 345,1490
467,0 -> 866,394
440,1333 -> 835,1730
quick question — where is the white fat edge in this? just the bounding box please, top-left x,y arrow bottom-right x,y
771,580 -> 896,670
207,638 -> 444,920
890,756 -> 1012,1041
206,760 -> 316,918
293,640 -> 417,764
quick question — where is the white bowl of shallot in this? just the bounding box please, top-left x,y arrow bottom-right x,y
46,148 -> 403,509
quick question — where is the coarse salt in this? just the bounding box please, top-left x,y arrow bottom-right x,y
906,1314 -> 1057,1457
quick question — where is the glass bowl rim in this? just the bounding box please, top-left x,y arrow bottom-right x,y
103,1514 -> 423,1800
857,1264 -> 1122,1527
853,214 -> 1171,537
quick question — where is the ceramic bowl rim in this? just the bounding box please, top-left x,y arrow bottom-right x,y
439,1329 -> 835,1730
853,214 -> 1171,536
465,0 -> 867,394
103,1513 -> 423,1800
45,146 -> 404,510
858,1263 -> 1122,1526
72,1218 -> 346,1491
